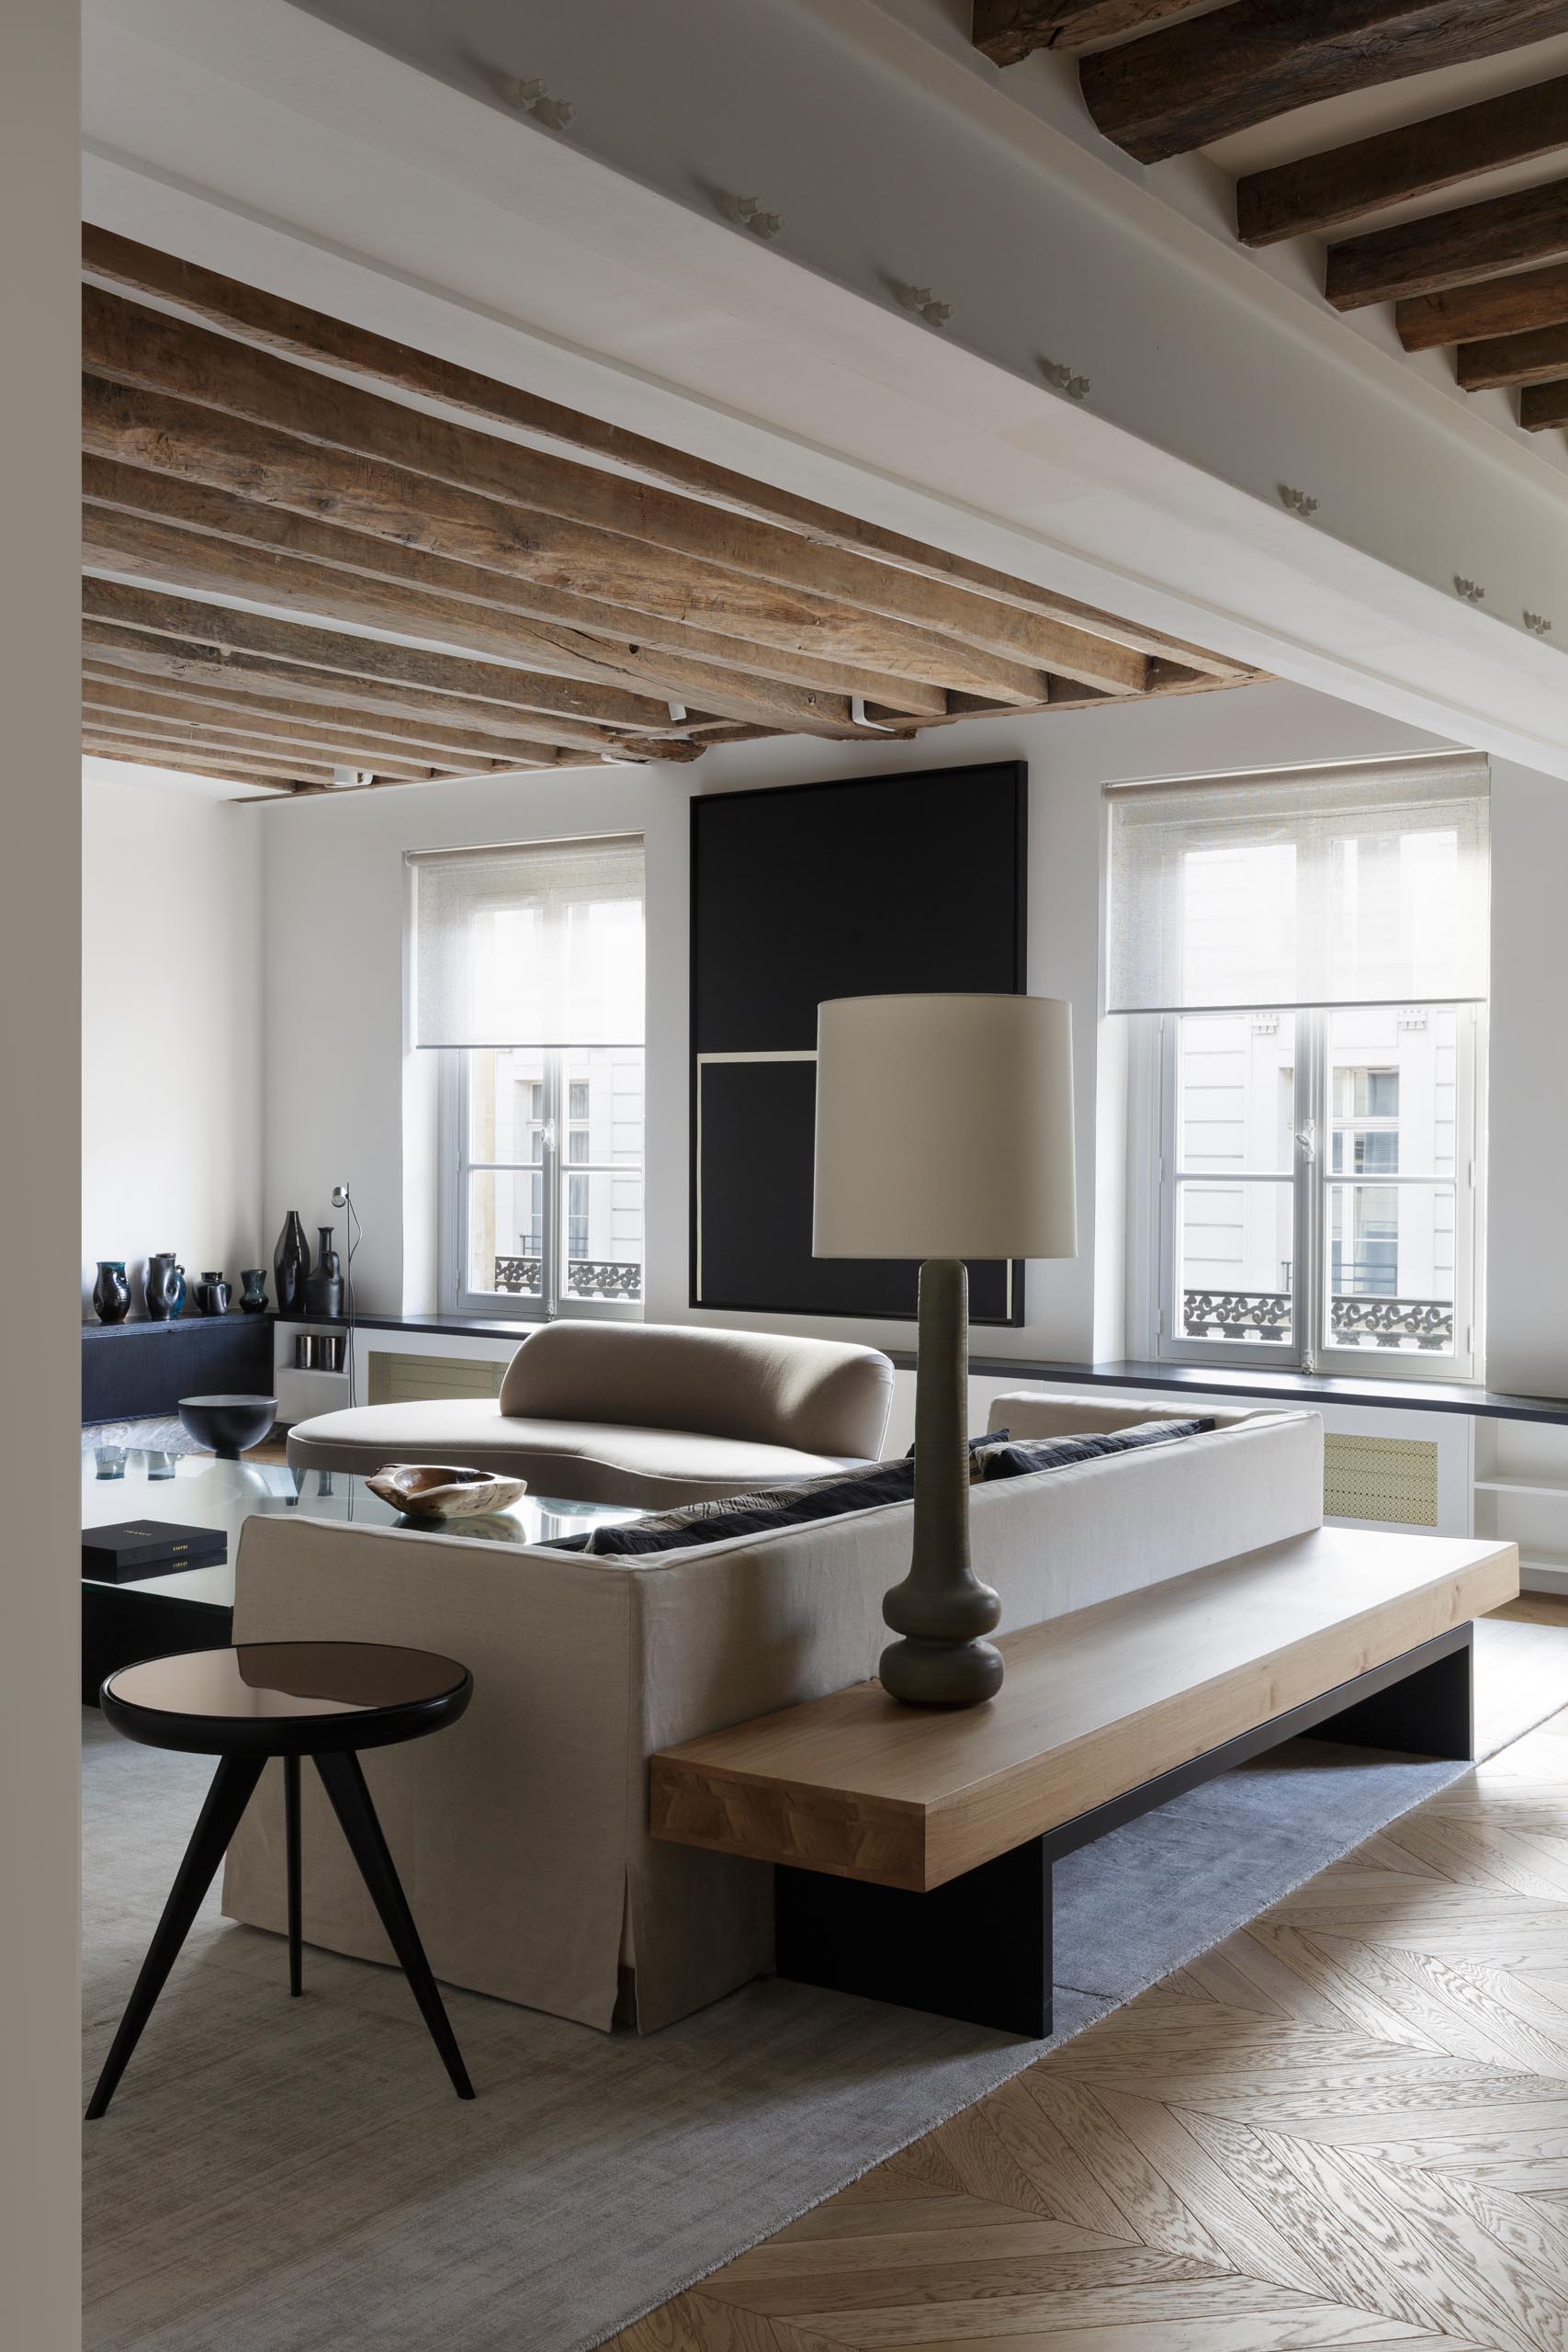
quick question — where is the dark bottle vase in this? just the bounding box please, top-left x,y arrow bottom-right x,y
303,1225 -> 344,1319
93,1261 -> 131,1324
274,1211 -> 311,1315
144,1253 -> 180,1321
195,1271 -> 231,1316
239,1268 -> 268,1313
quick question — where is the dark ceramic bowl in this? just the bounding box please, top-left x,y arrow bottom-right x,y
177,1394 -> 277,1461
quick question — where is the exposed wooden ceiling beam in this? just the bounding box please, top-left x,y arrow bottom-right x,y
81,226 -> 1235,674
80,498 -> 880,738
79,680 -> 538,775
81,291 -> 1147,694
1326,176 -> 1568,311
1457,318 -> 1568,383
79,664 -> 574,767
1396,254 -> 1568,345
82,458 -> 950,719
82,729 -> 338,785
1517,373 -> 1568,424
1079,2 -> 1568,168
1238,70 -> 1568,248
81,707 -> 459,782
80,616 -> 660,753
973,1 -> 1200,64
83,742 -> 304,791
81,578 -> 699,742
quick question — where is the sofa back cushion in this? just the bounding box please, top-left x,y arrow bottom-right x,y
498,1320 -> 894,1459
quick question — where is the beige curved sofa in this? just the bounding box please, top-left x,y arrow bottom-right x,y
285,1319 -> 896,1507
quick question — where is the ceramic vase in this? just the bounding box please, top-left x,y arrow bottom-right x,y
144,1253 -> 179,1321
303,1223 -> 344,1318
195,1271 -> 231,1316
92,1261 -> 130,1324
239,1268 -> 268,1313
274,1210 -> 310,1315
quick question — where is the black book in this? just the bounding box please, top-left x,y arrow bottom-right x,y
82,1520 -> 229,1582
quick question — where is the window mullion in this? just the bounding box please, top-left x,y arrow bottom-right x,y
1298,1012 -> 1323,1374
542,1052 -> 562,1318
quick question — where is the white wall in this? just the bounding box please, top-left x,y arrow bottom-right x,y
1485,760 -> 1568,1398
81,775 -> 265,1316
260,679 -> 1495,1369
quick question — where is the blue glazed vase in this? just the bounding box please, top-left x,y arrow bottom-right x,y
93,1261 -> 130,1324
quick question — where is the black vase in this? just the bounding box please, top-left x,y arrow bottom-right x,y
145,1253 -> 179,1321
274,1211 -> 310,1315
239,1268 -> 268,1313
303,1224 -> 344,1318
93,1261 -> 130,1324
195,1271 -> 231,1316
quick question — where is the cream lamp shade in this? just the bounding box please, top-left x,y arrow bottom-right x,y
813,994 -> 1077,1262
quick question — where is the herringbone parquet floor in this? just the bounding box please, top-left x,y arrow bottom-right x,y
609,1600 -> 1568,2352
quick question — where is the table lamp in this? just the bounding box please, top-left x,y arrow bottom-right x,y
813,993 -> 1077,1706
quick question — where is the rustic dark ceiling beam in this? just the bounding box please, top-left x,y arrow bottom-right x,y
1457,318 -> 1568,383
1080,2 -> 1568,168
1238,71 -> 1568,247
1397,255 -> 1568,345
973,2 -> 1201,66
1326,177 -> 1568,311
1517,373 -> 1568,424
81,288 -> 1147,694
83,225 -> 1234,673
82,458 -> 950,719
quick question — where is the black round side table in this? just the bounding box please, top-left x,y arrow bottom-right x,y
87,1641 -> 475,2120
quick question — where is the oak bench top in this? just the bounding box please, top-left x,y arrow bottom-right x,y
649,1528 -> 1518,1893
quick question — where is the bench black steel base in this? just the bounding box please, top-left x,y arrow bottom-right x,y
774,1621 -> 1473,2039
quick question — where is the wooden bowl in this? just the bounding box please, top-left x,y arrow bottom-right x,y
365,1463 -> 528,1520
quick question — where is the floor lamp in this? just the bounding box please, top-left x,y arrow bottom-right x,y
813,994 -> 1077,1707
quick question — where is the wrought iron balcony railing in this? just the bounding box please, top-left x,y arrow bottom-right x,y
1182,1288 -> 1453,1350
492,1255 -> 643,1302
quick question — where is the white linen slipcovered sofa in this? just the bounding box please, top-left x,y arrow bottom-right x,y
221,1394 -> 1325,2033
285,1320 -> 896,1506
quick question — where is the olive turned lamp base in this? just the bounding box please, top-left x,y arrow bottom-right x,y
880,1259 -> 1004,1709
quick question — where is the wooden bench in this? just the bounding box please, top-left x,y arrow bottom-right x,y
650,1527 -> 1518,2034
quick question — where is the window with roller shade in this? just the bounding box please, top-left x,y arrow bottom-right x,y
1106,754 -> 1488,1379
410,836 -> 646,1320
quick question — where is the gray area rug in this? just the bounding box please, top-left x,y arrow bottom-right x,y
84,1615 -> 1568,2352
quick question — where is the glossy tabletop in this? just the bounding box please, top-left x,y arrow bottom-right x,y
83,1450 -> 644,1607
101,1640 -> 473,1756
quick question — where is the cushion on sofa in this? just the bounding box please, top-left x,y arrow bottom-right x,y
978,1418 -> 1215,1480
285,1396 -> 879,1506
583,1458 -> 919,1555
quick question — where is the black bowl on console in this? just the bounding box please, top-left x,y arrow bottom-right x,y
177,1394 -> 277,1460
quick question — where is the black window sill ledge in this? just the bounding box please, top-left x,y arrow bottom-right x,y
887,1351 -> 1568,1426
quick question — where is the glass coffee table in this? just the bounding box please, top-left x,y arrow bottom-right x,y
81,1446 -> 644,1703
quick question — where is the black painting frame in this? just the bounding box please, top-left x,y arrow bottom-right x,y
688,760 -> 1028,1326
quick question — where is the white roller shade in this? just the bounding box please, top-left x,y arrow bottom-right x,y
410,835 -> 644,1047
1104,753 -> 1489,1013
